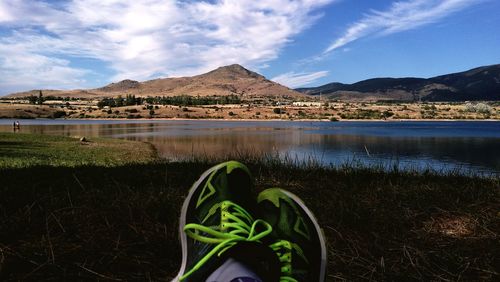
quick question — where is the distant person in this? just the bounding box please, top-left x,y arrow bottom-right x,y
172,161 -> 327,282
15,121 -> 20,130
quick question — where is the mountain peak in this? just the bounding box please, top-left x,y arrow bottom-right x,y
204,64 -> 264,80
99,79 -> 140,92
4,64 -> 304,98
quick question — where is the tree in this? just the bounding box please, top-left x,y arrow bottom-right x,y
115,95 -> 124,107
125,94 -> 135,106
38,90 -> 44,105
97,100 -> 105,109
28,95 -> 38,104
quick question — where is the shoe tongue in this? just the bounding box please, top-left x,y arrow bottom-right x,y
220,203 -> 231,231
223,241 -> 282,282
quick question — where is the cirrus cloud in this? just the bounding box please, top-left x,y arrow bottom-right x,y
324,0 -> 482,53
272,70 -> 329,88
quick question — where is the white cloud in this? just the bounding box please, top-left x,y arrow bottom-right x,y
272,71 -> 329,88
0,40 -> 89,94
324,0 -> 481,53
0,0 -> 336,94
0,1 -> 13,22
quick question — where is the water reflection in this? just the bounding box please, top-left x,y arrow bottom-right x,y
0,120 -> 498,174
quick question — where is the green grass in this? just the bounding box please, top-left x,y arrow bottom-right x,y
0,132 -> 157,168
0,134 -> 499,281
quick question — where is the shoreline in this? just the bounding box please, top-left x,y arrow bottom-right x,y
1,117 -> 499,122
2,101 -> 498,121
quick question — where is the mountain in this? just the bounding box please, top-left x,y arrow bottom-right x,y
296,64 -> 500,101
6,64 -> 304,99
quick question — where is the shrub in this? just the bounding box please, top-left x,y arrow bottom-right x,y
465,103 -> 491,114
52,111 -> 66,118
382,110 -> 394,118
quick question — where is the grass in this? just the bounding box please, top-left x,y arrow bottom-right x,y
0,133 -> 499,281
0,132 -> 157,168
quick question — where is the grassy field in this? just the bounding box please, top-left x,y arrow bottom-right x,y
0,133 -> 499,281
0,132 -> 157,168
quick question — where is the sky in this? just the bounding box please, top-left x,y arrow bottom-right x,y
0,0 -> 499,95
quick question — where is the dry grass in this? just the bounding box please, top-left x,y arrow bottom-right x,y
0,158 -> 498,281
1,101 -> 498,120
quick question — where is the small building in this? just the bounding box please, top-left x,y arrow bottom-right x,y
292,101 -> 322,107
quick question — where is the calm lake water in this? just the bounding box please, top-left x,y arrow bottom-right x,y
1,119 -> 499,175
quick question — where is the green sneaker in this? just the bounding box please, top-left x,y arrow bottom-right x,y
257,188 -> 327,282
174,161 -> 272,281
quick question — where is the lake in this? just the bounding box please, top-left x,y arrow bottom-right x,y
1,119 -> 499,175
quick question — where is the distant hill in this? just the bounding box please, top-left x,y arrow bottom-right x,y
296,64 -> 500,101
6,64 -> 304,99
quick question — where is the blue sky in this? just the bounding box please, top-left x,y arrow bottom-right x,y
0,0 -> 499,95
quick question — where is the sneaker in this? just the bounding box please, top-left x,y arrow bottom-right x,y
257,188 -> 327,282
174,161 -> 272,281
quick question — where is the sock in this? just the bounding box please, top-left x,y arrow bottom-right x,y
205,258 -> 263,282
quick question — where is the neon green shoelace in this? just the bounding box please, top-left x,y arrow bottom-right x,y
180,200 -> 272,281
270,240 -> 309,282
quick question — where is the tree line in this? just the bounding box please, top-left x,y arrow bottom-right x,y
26,91 -> 78,105
97,94 -> 241,108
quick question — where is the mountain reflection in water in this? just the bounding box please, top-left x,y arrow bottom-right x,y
0,120 -> 498,174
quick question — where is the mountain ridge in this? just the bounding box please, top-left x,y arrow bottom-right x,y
6,64 -> 303,99
296,64 -> 500,101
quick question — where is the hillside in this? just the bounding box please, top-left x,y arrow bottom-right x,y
297,64 -> 500,101
6,64 -> 304,99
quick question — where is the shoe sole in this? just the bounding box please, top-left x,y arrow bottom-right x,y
275,188 -> 328,282
171,161 -> 247,282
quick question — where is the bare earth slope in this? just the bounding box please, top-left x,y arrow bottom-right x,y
6,64 -> 304,99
